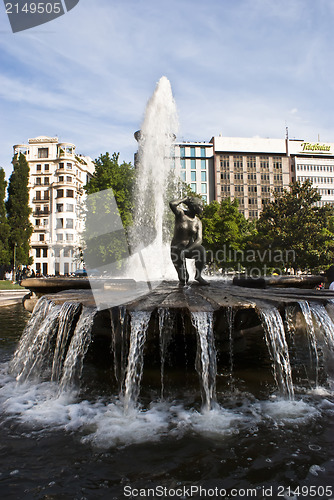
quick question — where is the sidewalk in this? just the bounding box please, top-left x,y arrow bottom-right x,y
0,290 -> 29,307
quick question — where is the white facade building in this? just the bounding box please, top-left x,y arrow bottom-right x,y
288,139 -> 334,207
13,136 -> 95,275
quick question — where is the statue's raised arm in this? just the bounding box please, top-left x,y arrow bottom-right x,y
169,196 -> 209,286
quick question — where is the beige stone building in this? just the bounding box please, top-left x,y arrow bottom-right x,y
13,136 -> 95,275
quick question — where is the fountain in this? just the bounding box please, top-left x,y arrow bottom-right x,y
2,77 -> 334,497
16,76 -> 334,409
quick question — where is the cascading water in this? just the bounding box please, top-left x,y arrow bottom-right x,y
310,302 -> 334,350
58,307 -> 96,392
298,300 -> 320,387
259,307 -> 294,399
128,76 -> 180,282
158,308 -> 174,399
191,312 -> 217,411
51,302 -> 82,382
123,311 -> 151,411
9,298 -> 96,391
226,306 -> 235,391
10,301 -> 61,382
9,296 -> 55,378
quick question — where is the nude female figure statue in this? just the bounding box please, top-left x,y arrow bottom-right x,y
169,196 -> 209,286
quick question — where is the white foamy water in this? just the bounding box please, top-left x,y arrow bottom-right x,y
1,363 -> 331,449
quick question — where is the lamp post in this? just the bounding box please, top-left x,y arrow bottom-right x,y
13,242 -> 17,283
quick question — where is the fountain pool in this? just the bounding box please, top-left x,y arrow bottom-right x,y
0,303 -> 333,499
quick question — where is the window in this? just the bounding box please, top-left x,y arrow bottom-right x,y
247,156 -> 256,169
66,190 -> 74,198
66,176 -> 72,183
64,247 -> 71,258
66,233 -> 74,241
44,164 -> 49,171
39,234 -> 45,241
43,219 -> 48,226
191,159 -> 196,170
36,178 -> 41,185
36,191 -> 41,200
190,147 -> 196,157
202,195 -> 207,203
66,163 -> 72,169
36,248 -> 41,258
191,171 -> 196,182
44,177 -> 49,185
260,156 -> 269,169
43,248 -> 47,258
180,159 -> 186,169
180,147 -> 185,157
234,155 -> 243,169
66,219 -> 74,229
54,248 -> 61,257
180,171 -> 186,181
200,147 -> 206,157
201,171 -> 207,182
56,218 -> 64,229
57,233 -> 63,241
56,204 -> 63,212
59,176 -> 64,182
220,155 -> 229,168
201,183 -> 207,194
201,159 -> 206,170
191,183 -> 196,191
59,163 -> 64,169
36,164 -> 41,172
35,218 -> 40,226
38,148 -> 48,159
56,189 -> 64,198
66,204 -> 74,212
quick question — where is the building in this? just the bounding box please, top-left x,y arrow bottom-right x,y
288,139 -> 334,207
210,136 -> 291,219
175,135 -> 334,218
174,141 -> 215,204
13,136 -> 95,275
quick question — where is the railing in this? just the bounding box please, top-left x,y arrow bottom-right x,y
32,197 -> 49,203
33,210 -> 50,216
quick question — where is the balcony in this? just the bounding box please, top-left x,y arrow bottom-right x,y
53,179 -> 75,187
32,197 -> 50,203
33,210 -> 50,217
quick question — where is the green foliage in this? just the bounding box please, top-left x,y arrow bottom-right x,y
201,198 -> 253,269
0,168 -> 10,265
85,152 -> 135,229
83,153 -> 135,269
5,154 -> 33,266
252,180 -> 334,273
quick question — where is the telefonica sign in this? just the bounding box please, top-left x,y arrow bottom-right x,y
301,142 -> 331,153
3,0 -> 80,33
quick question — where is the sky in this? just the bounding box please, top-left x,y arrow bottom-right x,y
1,0 -> 334,179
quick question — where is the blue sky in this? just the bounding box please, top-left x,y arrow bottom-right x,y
1,0 -> 334,178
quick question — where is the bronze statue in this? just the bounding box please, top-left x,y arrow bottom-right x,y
169,196 -> 209,286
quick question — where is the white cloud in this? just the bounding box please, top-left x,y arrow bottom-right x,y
1,0 -> 334,178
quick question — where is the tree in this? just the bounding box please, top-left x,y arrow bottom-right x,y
0,168 -> 10,265
83,153 -> 135,269
201,198 -> 253,270
252,180 -> 334,273
5,154 -> 33,266
85,152 -> 135,228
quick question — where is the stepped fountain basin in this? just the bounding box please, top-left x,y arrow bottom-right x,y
17,277 -> 334,401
